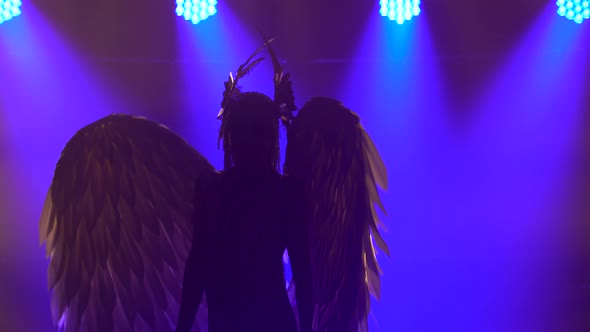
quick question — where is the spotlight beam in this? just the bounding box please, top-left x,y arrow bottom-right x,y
0,0 -> 22,25
557,0 -> 590,23
380,0 -> 421,25
176,0 -> 217,24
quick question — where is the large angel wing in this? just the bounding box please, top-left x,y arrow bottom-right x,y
284,97 -> 390,332
39,114 -> 214,332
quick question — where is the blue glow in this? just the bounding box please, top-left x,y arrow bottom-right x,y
557,0 -> 590,23
175,0 -> 274,170
472,5 -> 589,328
176,0 -> 217,25
380,0 -> 421,25
343,3 -> 590,330
0,0 -> 21,25
343,13 -> 455,331
0,3 -> 126,330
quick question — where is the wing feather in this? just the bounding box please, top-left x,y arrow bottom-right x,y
285,98 -> 389,332
362,129 -> 388,191
40,114 -> 214,331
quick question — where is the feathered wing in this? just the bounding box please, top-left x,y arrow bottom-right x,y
39,114 -> 214,332
284,97 -> 390,332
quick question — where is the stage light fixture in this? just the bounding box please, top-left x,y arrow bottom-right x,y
176,0 -> 217,24
557,0 -> 589,24
0,0 -> 22,25
380,0 -> 421,25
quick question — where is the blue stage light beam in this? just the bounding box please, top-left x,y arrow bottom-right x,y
557,0 -> 590,23
473,5 -> 588,329
175,0 -> 274,169
176,0 -> 217,25
0,0 -> 22,25
341,12 -> 458,331
380,0 -> 421,25
0,3 -> 128,331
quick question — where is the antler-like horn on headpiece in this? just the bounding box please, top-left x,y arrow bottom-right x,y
217,37 -> 279,170
217,36 -> 278,121
258,30 -> 297,128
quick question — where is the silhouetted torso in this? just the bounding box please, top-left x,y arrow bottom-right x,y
182,166 -> 303,332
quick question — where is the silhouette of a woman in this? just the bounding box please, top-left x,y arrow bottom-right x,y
175,92 -> 313,332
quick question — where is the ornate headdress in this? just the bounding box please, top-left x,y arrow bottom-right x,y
217,34 -> 297,169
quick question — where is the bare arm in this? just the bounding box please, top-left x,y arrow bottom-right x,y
285,178 -> 314,332
175,173 -> 215,332
175,231 -> 206,332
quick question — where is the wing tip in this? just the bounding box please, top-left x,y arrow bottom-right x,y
39,188 -> 54,246
362,128 -> 388,191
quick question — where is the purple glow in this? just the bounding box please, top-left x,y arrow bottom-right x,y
0,2 -> 587,331
342,3 -> 589,331
0,4 -> 125,331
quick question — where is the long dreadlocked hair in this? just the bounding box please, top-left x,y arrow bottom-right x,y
218,92 -> 281,171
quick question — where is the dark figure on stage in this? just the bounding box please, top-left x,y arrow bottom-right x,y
38,39 -> 388,332
175,92 -> 314,332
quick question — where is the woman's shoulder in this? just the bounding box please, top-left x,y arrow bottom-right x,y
198,169 -> 223,183
194,170 -> 223,195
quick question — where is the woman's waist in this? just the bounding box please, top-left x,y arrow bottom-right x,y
207,274 -> 287,296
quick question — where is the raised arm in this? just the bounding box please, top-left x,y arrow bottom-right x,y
284,178 -> 314,332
